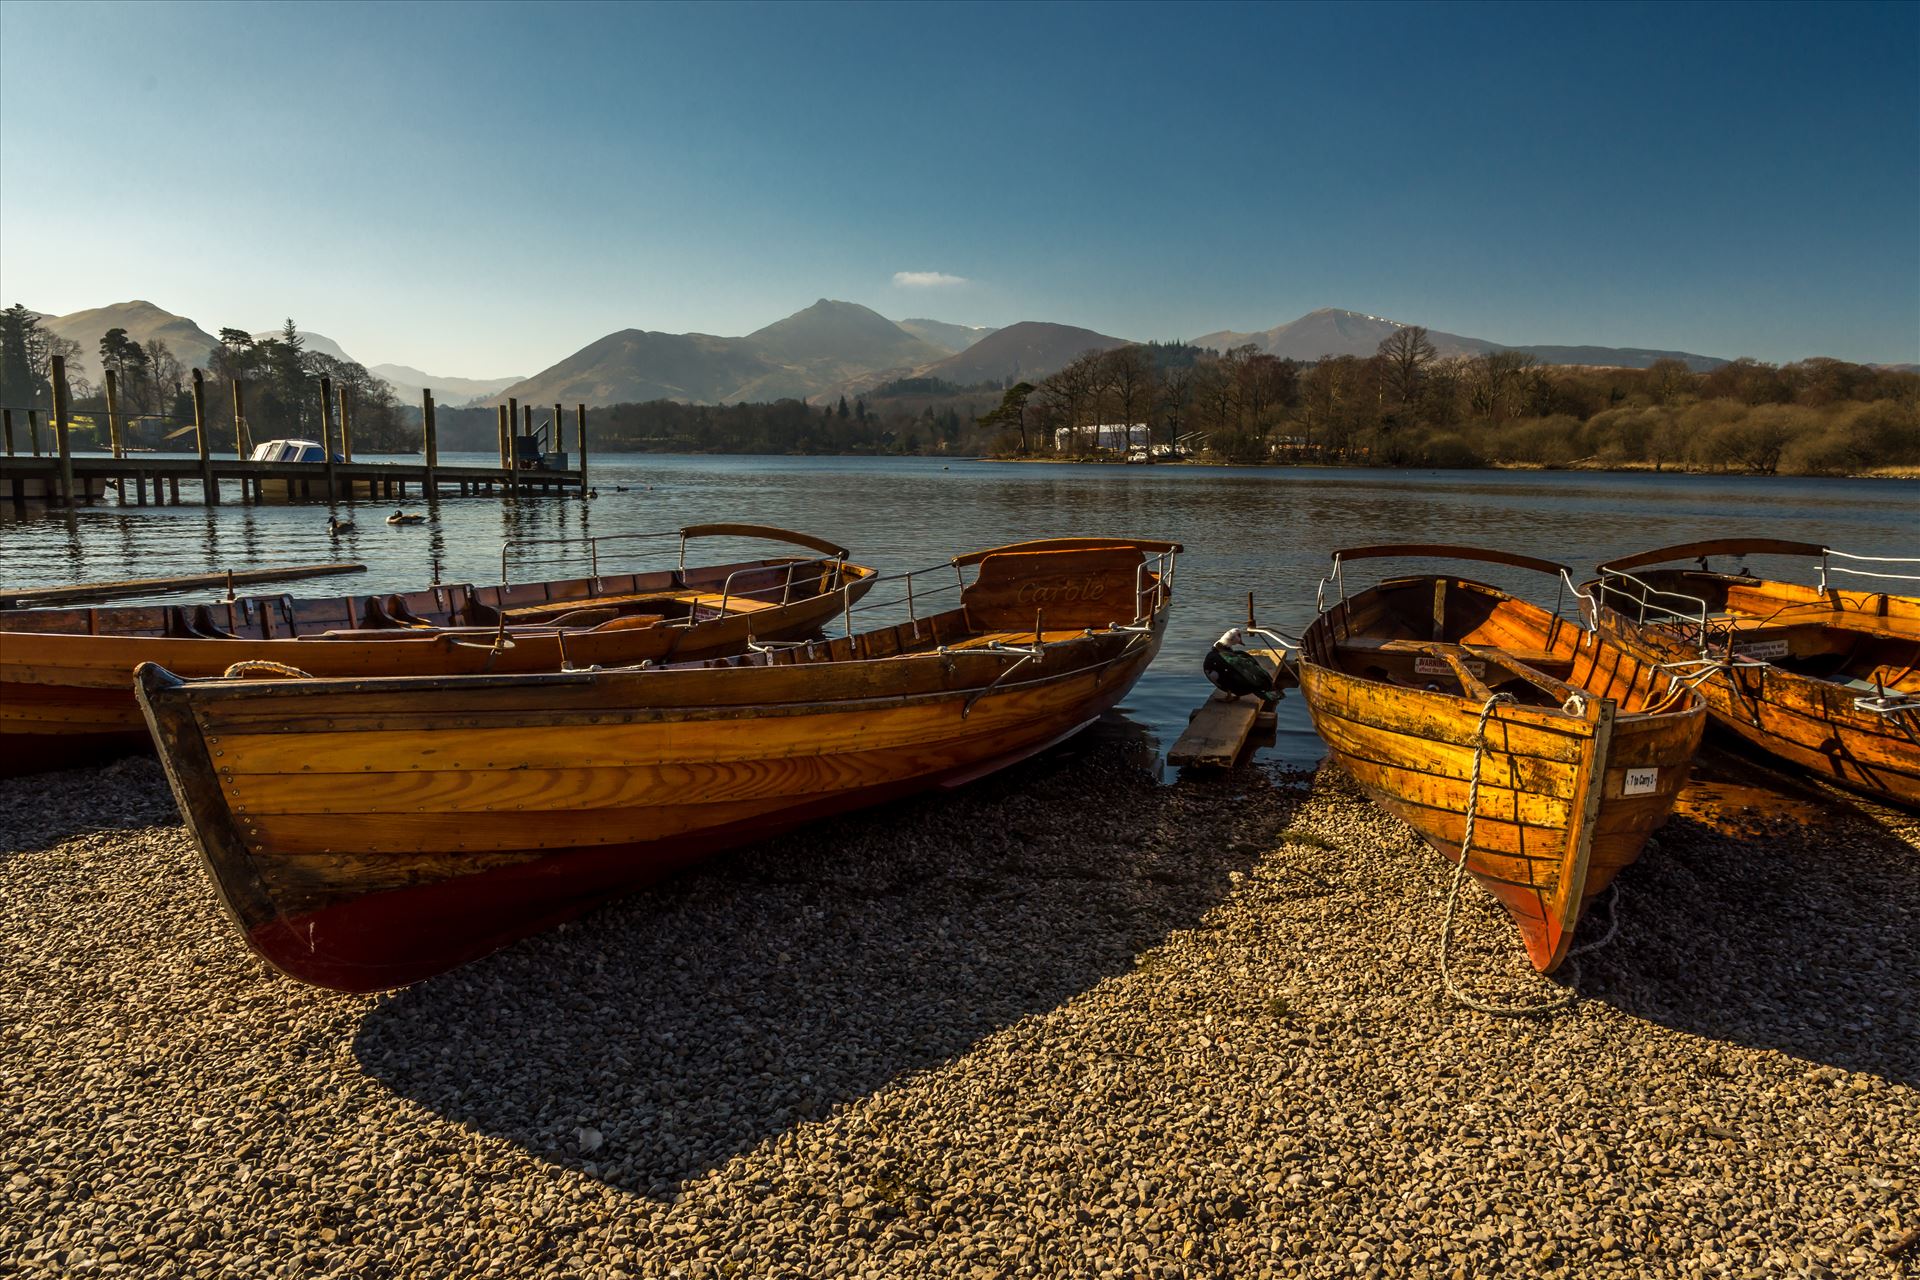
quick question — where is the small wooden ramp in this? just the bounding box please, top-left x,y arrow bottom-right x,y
1168,647 -> 1289,769
1169,691 -> 1267,767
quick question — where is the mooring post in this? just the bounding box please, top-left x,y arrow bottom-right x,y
51,355 -> 76,507
338,384 -> 353,464
507,397 -> 520,496
318,375 -> 337,504
576,404 -> 588,490
496,404 -> 512,496
104,368 -> 125,459
27,408 -> 41,455
2,409 -> 13,456
232,378 -> 250,460
191,367 -> 217,505
422,388 -> 437,494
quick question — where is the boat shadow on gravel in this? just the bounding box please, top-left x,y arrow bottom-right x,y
352,716 -> 1304,1197
1578,754 -> 1919,1088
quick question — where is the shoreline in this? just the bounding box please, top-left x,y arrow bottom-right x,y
5,738 -> 1915,1277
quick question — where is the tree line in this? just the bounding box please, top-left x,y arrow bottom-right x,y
0,307 -> 409,453
987,333 -> 1919,475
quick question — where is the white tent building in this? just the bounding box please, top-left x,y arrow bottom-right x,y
1053,423 -> 1149,452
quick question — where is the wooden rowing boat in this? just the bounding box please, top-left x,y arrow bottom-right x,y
1586,538 -> 1919,809
134,536 -> 1179,992
1294,545 -> 1706,972
0,524 -> 874,776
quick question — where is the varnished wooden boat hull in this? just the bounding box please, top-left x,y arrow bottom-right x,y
135,543 -> 1173,991
1,551 -> 873,776
1587,585 -> 1919,809
1299,567 -> 1706,971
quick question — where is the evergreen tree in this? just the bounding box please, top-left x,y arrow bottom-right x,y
0,304 -> 38,409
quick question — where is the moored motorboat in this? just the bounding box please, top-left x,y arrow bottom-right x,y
134,536 -> 1179,992
0,524 -> 874,775
1586,539 -> 1919,809
1285,545 -> 1707,973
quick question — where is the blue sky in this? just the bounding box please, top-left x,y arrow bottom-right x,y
1,0 -> 1915,374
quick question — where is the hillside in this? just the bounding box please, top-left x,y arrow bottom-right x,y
369,364 -> 525,406
492,329 -> 783,406
42,301 -> 218,382
1194,307 -> 1724,372
746,300 -> 947,377
897,318 -> 998,354
917,321 -> 1131,386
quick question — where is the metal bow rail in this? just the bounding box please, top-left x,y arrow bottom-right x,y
1816,548 -> 1920,593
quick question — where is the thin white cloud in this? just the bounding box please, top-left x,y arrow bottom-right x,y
892,271 -> 967,288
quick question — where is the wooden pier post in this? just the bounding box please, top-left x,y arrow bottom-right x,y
338,385 -> 353,463
506,396 -> 519,469
422,388 -> 437,494
318,375 -> 337,504
51,355 -> 76,507
27,408 -> 41,455
191,368 -> 217,504
104,368 -> 125,459
232,378 -> 250,460
498,404 -> 516,497
576,404 -> 588,489
2,409 -> 12,456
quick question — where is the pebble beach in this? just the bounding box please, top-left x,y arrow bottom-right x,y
4,729 -> 1915,1279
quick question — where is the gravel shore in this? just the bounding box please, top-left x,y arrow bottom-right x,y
3,726 -> 1915,1279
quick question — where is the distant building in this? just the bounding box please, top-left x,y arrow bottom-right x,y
1054,423 -> 1149,452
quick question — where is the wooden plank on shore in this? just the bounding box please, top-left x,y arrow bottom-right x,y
1168,690 -> 1262,768
1,563 -> 367,609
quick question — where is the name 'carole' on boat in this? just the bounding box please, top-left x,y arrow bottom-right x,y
135,536 -> 1180,992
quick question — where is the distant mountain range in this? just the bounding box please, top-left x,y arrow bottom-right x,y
897,318 -> 998,354
1194,308 -> 1727,372
29,298 -> 1757,412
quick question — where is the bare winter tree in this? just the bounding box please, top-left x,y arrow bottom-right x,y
1378,325 -> 1438,410
1100,345 -> 1153,454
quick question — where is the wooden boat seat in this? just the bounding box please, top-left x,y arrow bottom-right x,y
676,590 -> 779,614
948,629 -> 1089,650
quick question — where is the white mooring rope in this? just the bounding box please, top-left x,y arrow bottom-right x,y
1436,691 -> 1621,1018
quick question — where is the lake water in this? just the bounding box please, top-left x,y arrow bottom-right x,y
3,453 -> 1915,767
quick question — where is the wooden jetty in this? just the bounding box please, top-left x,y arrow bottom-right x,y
0,357 -> 588,508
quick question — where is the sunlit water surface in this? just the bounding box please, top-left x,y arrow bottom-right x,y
3,453 -> 1914,768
